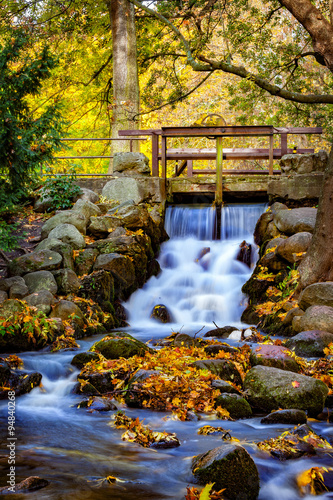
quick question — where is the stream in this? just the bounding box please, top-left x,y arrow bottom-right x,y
1,204 -> 333,500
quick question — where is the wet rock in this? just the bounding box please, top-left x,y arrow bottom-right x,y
150,304 -> 172,323
24,270 -> 58,295
48,224 -> 86,250
276,232 -> 312,263
77,396 -> 117,411
49,300 -> 86,337
35,238 -> 74,270
215,393 -> 252,419
204,344 -> 239,356
94,253 -> 135,296
9,282 -> 29,299
204,326 -> 237,338
273,207 -> 317,235
8,250 -> 62,277
125,369 -> 160,408
52,268 -> 81,295
192,359 -> 242,386
113,152 -> 150,175
250,344 -> 299,372
74,248 -> 99,276
192,444 -> 260,500
293,305 -> 333,334
211,379 -> 241,394
260,250 -> 285,272
41,210 -> 87,238
78,270 -> 114,311
244,365 -> 328,417
0,290 -> 7,303
174,333 -> 197,347
299,282 -> 333,310
254,211 -> 274,246
90,332 -> 152,360
71,352 -> 100,369
236,240 -> 252,267
285,330 -> 333,357
261,409 -> 307,425
146,259 -> 161,279
0,476 -> 49,493
72,198 -> 101,220
24,290 -> 56,315
0,368 -> 42,399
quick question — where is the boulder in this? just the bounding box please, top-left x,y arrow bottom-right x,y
0,276 -> 26,292
102,177 -> 144,205
107,199 -> 136,215
24,271 -> 58,295
24,290 -> 56,315
0,291 -> 7,303
48,224 -> 86,250
49,300 -> 85,333
211,379 -> 241,394
280,150 -> 328,175
75,187 -> 99,203
150,304 -> 172,323
52,269 -> 81,295
35,238 -> 74,270
273,207 -> 317,235
174,333 -> 196,347
87,215 -> 122,238
90,332 -> 151,359
215,393 -> 252,419
244,365 -> 328,417
250,344 -> 299,372
93,253 -> 135,295
261,409 -> 307,425
125,369 -> 160,408
8,250 -> 62,277
77,396 -> 117,412
204,326 -> 236,338
293,305 -> 333,334
254,211 -> 274,246
299,282 -> 333,310
71,351 -> 100,369
77,270 -> 114,310
9,282 -> 29,299
0,366 -> 42,399
259,250 -> 285,272
41,210 -> 87,238
285,330 -> 333,357
72,198 -> 101,220
113,152 -> 150,175
276,232 -> 312,263
0,476 -> 49,493
192,359 -> 242,386
204,344 -> 239,356
74,248 -> 99,277
192,444 -> 260,500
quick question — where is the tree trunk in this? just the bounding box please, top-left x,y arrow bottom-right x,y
106,0 -> 140,173
298,145 -> 333,289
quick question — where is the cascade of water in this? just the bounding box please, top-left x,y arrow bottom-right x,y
124,203 -> 266,332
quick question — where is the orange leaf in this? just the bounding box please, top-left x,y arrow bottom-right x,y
292,381 -> 300,388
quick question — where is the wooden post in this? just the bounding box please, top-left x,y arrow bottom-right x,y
215,136 -> 223,204
161,135 -> 167,189
187,160 -> 193,177
281,133 -> 288,156
151,132 -> 159,176
269,135 -> 274,175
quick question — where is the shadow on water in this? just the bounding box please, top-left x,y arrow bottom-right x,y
1,203 -> 333,499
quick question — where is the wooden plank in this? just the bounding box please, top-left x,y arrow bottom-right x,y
194,169 -> 281,175
118,126 -> 322,136
274,127 -> 322,134
161,126 -> 274,137
119,129 -> 162,136
161,135 -> 167,182
215,137 -> 223,204
280,133 -> 288,157
269,135 -> 274,175
187,160 -> 193,177
157,148 -> 314,160
151,133 -> 159,176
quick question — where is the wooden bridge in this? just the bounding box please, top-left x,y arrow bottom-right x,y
119,125 -> 322,203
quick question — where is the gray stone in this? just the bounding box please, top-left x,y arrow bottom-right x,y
102,177 -> 165,205
285,330 -> 333,357
204,326 -> 236,338
48,224 -> 86,250
0,276 -> 26,291
244,365 -> 328,416
24,290 -> 56,315
211,379 -> 241,394
261,409 -> 307,425
87,215 -> 122,238
273,207 -> 317,234
72,198 -> 101,220
90,332 -> 151,360
280,151 -> 328,175
276,232 -> 312,263
24,271 -> 58,295
71,352 -> 99,369
113,152 -> 150,175
250,344 -> 299,372
192,444 -> 259,500
49,300 -> 85,329
75,187 -> 99,203
41,210 -> 87,238
268,173 -> 324,203
192,359 -> 242,386
293,305 -> 333,334
299,282 -> 333,310
9,283 -> 29,300
52,269 -> 81,294
34,188 -> 54,213
8,250 -> 63,277
35,238 -> 74,270
74,248 -> 99,277
107,199 -> 136,215
264,237 -> 286,254
215,393 -> 252,419
93,253 -> 135,290
0,290 -> 8,303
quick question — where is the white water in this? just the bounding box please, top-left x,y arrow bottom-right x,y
124,204 -> 266,333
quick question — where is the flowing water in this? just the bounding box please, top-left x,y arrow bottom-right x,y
1,204 -> 333,500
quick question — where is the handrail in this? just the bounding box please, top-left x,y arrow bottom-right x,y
54,136 -> 146,160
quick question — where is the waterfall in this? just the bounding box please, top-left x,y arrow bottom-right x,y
124,203 -> 266,332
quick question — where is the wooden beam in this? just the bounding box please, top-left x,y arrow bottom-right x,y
187,160 -> 193,177
151,133 -> 159,176
161,135 -> 167,186
157,148 -> 314,160
269,135 -> 274,175
280,133 -> 288,157
162,125 -> 274,137
194,169 -> 281,175
215,136 -> 223,204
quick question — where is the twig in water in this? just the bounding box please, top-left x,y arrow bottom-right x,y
213,321 -> 220,329
193,326 -> 205,339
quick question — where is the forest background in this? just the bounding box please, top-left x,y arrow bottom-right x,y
1,0 -> 332,178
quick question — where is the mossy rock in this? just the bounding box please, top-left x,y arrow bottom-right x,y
71,352 -> 100,369
90,331 -> 152,359
192,359 -> 242,386
215,393 -> 252,419
192,444 -> 259,499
